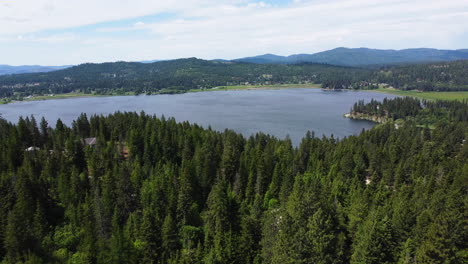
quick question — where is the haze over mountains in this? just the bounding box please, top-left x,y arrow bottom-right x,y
1,47 -> 468,75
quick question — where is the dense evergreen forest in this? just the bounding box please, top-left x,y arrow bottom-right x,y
0,59 -> 369,98
373,60 -> 468,91
351,97 -> 468,124
0,59 -> 467,100
0,97 -> 467,263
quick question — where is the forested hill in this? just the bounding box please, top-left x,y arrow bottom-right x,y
0,59 -> 370,96
0,97 -> 466,263
0,59 -> 468,100
2,48 -> 467,76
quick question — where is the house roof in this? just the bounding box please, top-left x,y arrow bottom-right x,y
25,146 -> 40,151
83,137 -> 97,145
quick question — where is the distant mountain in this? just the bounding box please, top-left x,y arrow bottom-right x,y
139,59 -> 161,63
5,47 -> 467,75
0,64 -> 71,75
234,54 -> 289,64
234,48 -> 468,66
0,61 -> 162,74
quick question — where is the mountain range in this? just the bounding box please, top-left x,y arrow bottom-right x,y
234,47 -> 468,66
0,64 -> 71,75
1,47 -> 468,75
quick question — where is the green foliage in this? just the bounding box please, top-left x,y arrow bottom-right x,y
351,97 -> 468,126
0,59 -> 370,99
0,99 -> 466,263
374,60 -> 468,91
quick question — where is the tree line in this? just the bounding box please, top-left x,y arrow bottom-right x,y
373,60 -> 468,91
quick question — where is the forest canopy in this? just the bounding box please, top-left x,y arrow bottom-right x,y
0,97 -> 466,263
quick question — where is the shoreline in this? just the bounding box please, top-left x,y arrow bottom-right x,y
344,112 -> 390,123
2,84 -> 322,104
2,84 -> 467,105
365,88 -> 468,101
187,83 -> 322,93
3,93 -> 119,105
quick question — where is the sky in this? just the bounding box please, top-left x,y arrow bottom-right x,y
1,0 -> 467,65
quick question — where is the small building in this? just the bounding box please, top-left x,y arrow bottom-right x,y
365,175 -> 372,185
25,146 -> 40,152
82,137 -> 97,147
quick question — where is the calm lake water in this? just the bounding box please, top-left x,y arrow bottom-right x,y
0,89 -> 396,145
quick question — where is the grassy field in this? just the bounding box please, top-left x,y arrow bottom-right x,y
11,84 -> 319,103
24,93 -> 100,101
21,92 -> 137,102
370,88 -> 468,101
188,83 -> 321,93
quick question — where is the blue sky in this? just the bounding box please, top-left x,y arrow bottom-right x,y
1,0 -> 467,65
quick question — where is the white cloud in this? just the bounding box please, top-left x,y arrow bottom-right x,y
0,0 -> 467,65
137,0 -> 468,57
246,1 -> 270,8
0,0 -> 230,35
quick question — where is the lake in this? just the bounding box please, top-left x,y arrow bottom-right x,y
0,88 -> 396,145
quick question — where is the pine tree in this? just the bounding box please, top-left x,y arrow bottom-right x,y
351,210 -> 396,264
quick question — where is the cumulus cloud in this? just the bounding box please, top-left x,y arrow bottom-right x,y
0,0 -> 467,65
